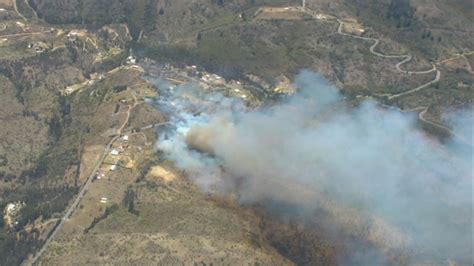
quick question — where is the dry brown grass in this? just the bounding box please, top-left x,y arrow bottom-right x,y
256,7 -> 308,20
148,165 -> 176,183
0,0 -> 13,8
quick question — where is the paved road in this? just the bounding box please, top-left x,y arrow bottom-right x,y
26,82 -> 177,265
379,105 -> 471,146
28,87 -> 141,265
418,109 -> 471,146
25,6 -> 473,263
27,135 -> 118,266
29,121 -> 174,265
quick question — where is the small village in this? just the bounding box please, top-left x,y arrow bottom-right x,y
2,51 -> 294,231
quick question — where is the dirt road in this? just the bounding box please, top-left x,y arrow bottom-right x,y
27,88 -> 140,266
0,30 -> 52,38
26,136 -> 118,266
332,18 -> 442,100
418,109 -> 471,145
302,6 -> 470,142
24,0 -> 37,20
13,0 -> 26,21
388,69 -> 441,100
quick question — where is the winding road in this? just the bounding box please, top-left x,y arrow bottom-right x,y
418,109 -> 471,146
388,70 -> 441,100
335,18 -> 440,100
300,6 -> 470,142
24,0 -> 38,20
22,5 -> 473,264
333,18 -> 468,141
290,8 -> 444,100
13,0 -> 37,21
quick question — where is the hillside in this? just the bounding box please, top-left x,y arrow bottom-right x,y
0,0 -> 472,265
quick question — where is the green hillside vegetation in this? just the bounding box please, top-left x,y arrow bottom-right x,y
34,0 -> 156,39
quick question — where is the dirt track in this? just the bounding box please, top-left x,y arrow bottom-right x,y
27,87 -> 140,266
12,0 -> 26,21
334,19 -> 440,98
299,6 -> 470,143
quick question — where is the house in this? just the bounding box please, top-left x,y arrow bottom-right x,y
126,55 -> 137,64
5,203 -> 16,214
67,31 -> 79,42
109,165 -> 117,171
28,42 -> 50,54
3,202 -> 25,228
110,149 -> 120,156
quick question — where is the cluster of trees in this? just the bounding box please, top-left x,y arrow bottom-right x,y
0,6 -> 148,262
0,171 -> 16,182
35,0 -> 159,39
122,187 -> 139,216
0,155 -> 7,167
421,29 -> 441,42
387,0 -> 414,28
0,229 -> 42,265
0,185 -> 77,265
124,0 -> 158,40
83,203 -> 119,233
0,186 -> 78,229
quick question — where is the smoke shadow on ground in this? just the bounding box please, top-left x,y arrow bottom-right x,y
148,70 -> 472,265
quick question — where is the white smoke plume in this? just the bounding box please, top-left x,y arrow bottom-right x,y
151,70 -> 472,264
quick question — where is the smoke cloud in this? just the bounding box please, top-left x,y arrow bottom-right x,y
151,70 -> 472,264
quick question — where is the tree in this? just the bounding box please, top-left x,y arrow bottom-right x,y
122,187 -> 139,216
48,114 -> 63,141
143,0 -> 158,31
122,0 -> 159,39
387,0 -> 414,27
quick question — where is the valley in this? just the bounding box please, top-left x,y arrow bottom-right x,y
0,0 -> 471,265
